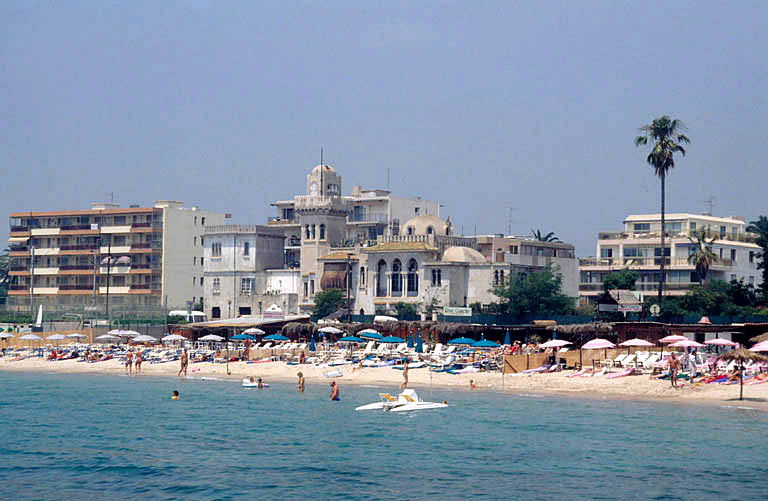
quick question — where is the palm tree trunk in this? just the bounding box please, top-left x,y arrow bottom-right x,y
658,172 -> 666,303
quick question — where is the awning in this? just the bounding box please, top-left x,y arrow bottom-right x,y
9,237 -> 29,243
320,262 -> 348,290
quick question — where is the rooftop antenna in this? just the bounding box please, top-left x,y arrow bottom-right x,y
702,196 -> 716,215
387,168 -> 390,191
507,208 -> 517,236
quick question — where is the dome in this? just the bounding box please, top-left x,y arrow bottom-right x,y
442,246 -> 487,264
312,164 -> 335,174
403,215 -> 451,236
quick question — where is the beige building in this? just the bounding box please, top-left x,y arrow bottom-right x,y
7,201 -> 228,313
579,213 -> 761,303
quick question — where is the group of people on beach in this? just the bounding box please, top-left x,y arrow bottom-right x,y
123,349 -> 143,375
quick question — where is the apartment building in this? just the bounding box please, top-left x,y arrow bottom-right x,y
6,201 -> 227,313
579,213 -> 761,303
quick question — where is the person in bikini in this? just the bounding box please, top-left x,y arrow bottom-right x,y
297,372 -> 305,393
178,348 -> 188,377
135,350 -> 142,374
125,350 -> 133,375
400,359 -> 409,390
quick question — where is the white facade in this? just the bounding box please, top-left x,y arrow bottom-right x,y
580,213 -> 761,302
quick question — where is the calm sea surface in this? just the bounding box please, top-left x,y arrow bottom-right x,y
1,371 -> 767,500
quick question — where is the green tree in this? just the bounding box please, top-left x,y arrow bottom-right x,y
602,269 -> 638,291
393,302 -> 419,319
687,230 -> 717,284
747,215 -> 768,300
635,116 -> 690,302
530,229 -> 560,242
312,289 -> 344,318
490,267 -> 575,317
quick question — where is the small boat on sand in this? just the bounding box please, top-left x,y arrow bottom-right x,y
355,389 -> 447,412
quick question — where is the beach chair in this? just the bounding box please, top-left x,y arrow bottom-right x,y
432,343 -> 444,357
634,352 -> 650,367
608,353 -> 627,368
621,354 -> 636,368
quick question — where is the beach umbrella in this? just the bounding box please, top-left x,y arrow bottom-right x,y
705,338 -> 739,347
448,337 -> 476,346
19,334 -> 41,341
66,333 -> 88,341
619,338 -> 655,347
717,349 -> 768,400
659,335 -> 688,344
749,341 -> 768,352
415,328 -> 423,353
540,340 -> 572,349
337,336 -> 364,343
582,338 -> 615,350
373,315 -> 398,323
670,340 -> 705,349
407,331 -> 414,349
379,336 -> 405,344
358,329 -> 382,341
199,334 -> 224,342
162,334 -> 187,342
122,330 -> 141,337
0,333 -> 15,339
46,334 -> 66,341
231,334 -> 256,341
243,327 -> 265,335
264,334 -> 290,341
503,330 -> 511,346
318,326 -> 344,335
107,329 -> 125,335
95,334 -> 119,342
132,334 -> 157,343
309,333 -> 316,352
474,339 -> 500,349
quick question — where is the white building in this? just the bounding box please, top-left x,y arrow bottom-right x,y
579,213 -> 761,303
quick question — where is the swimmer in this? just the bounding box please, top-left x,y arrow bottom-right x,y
469,379 -> 477,390
171,390 -> 179,400
330,381 -> 340,401
297,371 -> 305,392
257,377 -> 264,389
441,400 -> 448,405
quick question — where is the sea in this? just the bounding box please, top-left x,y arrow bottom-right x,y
1,371 -> 767,500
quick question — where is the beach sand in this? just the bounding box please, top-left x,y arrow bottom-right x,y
3,355 -> 768,410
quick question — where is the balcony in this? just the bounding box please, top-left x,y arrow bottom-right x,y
131,222 -> 152,228
348,212 -> 388,224
60,244 -> 98,251
11,226 -> 28,233
131,243 -> 151,249
10,266 -> 27,272
9,285 -> 28,291
60,265 -> 93,271
597,230 -> 757,244
60,224 -> 92,231
131,263 -> 151,269
58,284 -> 94,291
9,246 -> 29,254
579,257 -> 692,268
267,217 -> 299,226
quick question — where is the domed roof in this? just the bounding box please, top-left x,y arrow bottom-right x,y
403,215 -> 451,236
312,164 -> 335,174
442,246 -> 487,264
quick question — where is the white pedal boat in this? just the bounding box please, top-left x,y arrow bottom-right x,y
242,378 -> 269,388
355,389 -> 447,412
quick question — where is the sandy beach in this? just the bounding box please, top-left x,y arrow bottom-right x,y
3,355 -> 768,410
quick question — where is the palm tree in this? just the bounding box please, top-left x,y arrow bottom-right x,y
687,230 -> 717,285
634,116 -> 690,302
0,248 -> 9,287
746,215 -> 768,299
530,229 -> 560,242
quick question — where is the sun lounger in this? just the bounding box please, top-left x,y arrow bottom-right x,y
606,367 -> 634,379
591,367 -> 607,377
567,368 -> 590,378
608,353 -> 627,368
620,354 -> 636,368
522,364 -> 551,374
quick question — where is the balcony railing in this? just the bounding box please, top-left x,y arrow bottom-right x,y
348,213 -> 388,224
58,284 -> 93,290
131,222 -> 152,228
60,244 -> 98,251
60,224 -> 92,231
131,263 -> 151,269
10,266 -> 27,272
579,282 -> 696,292
597,230 -> 757,244
60,265 -> 93,271
9,285 -> 28,291
131,243 -> 151,249
11,226 -> 28,232
9,246 -> 29,253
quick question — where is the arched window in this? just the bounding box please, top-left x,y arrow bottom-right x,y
391,259 -> 402,295
305,225 -> 311,239
319,224 -> 326,240
376,259 -> 387,297
311,224 -> 316,239
407,226 -> 414,236
426,226 -> 434,235
500,270 -> 505,283
407,259 -> 418,295
359,266 -> 365,286
494,270 -> 499,285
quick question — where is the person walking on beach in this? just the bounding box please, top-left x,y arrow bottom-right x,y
178,348 -> 188,377
329,381 -> 340,401
135,350 -> 142,374
668,352 -> 681,388
125,350 -> 133,375
400,359 -> 409,389
297,371 -> 305,392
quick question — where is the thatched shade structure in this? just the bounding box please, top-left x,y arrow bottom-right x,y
717,348 -> 768,400
281,322 -> 317,340
749,331 -> 768,344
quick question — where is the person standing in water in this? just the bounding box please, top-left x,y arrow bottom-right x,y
178,348 -> 188,377
668,352 -> 681,388
329,381 -> 340,401
297,371 -> 305,393
400,359 -> 409,389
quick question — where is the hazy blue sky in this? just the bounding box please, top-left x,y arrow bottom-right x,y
2,1 -> 767,256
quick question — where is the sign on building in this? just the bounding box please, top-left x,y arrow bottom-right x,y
443,306 -> 472,317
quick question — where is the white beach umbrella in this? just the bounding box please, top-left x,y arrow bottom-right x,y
162,334 -> 187,342
107,329 -> 126,335
19,334 -> 41,341
199,334 -> 224,342
243,328 -> 265,335
95,334 -> 119,341
0,333 -> 15,339
123,330 -> 142,337
132,334 -> 157,343
46,334 -> 67,341
318,326 -> 344,334
66,333 -> 88,340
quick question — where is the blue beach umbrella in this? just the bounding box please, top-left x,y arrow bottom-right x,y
415,328 -> 423,353
504,330 -> 511,346
407,331 -> 414,349
309,334 -> 316,352
232,334 -> 255,341
264,334 -> 290,341
474,339 -> 500,349
337,336 -> 364,343
552,328 -> 557,340
379,336 -> 405,344
448,337 -> 476,346
358,330 -> 383,341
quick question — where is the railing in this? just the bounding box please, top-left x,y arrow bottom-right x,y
58,284 -> 93,290
9,246 -> 29,253
9,285 -> 28,291
59,265 -> 92,271
10,266 -> 27,272
131,243 -> 151,249
579,282 -> 698,292
597,230 -> 757,244
60,224 -> 92,231
131,222 -> 152,228
131,263 -> 151,269
268,217 -> 298,224
129,284 -> 153,290
348,212 -> 388,224
10,226 -> 28,232
60,244 -> 98,251
579,257 -> 692,267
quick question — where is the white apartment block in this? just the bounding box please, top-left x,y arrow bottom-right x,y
579,213 -> 761,303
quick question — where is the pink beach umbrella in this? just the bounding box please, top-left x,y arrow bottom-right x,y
749,341 -> 768,352
582,338 -> 616,350
670,339 -> 705,349
704,338 -> 739,347
540,340 -> 572,349
659,335 -> 688,344
618,338 -> 654,357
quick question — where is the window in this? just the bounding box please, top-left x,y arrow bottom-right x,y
244,242 -> 250,257
212,242 -> 222,257
719,248 -> 723,259
201,257 -> 204,267
311,225 -> 316,240
239,307 -> 251,316
194,236 -> 197,246
494,270 -> 499,285
304,282 -> 309,298
211,307 -> 221,319
201,217 -> 206,226
415,207 -> 420,215
360,266 -> 365,287
690,222 -> 697,232
319,224 -> 325,240
499,270 -> 505,283
633,223 -> 650,233
241,278 -> 253,296
391,259 -> 402,295
720,226 -> 726,238
212,278 -> 221,294
426,226 -> 434,235
407,226 -> 414,236
305,225 -> 310,239
510,246 -> 518,255
376,260 -> 387,297
432,268 -> 442,286
200,277 -> 204,286
750,251 -> 755,263
193,277 -> 196,286
731,249 -> 736,262
200,237 -> 204,246
113,216 -> 126,225
407,259 -> 418,295
667,222 -> 682,234
194,216 -> 197,225
310,279 -> 315,296
193,256 -> 196,265
600,248 -> 613,258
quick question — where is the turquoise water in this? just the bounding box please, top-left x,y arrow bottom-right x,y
1,372 -> 767,500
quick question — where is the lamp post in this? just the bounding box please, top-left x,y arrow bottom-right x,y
346,253 -> 352,322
